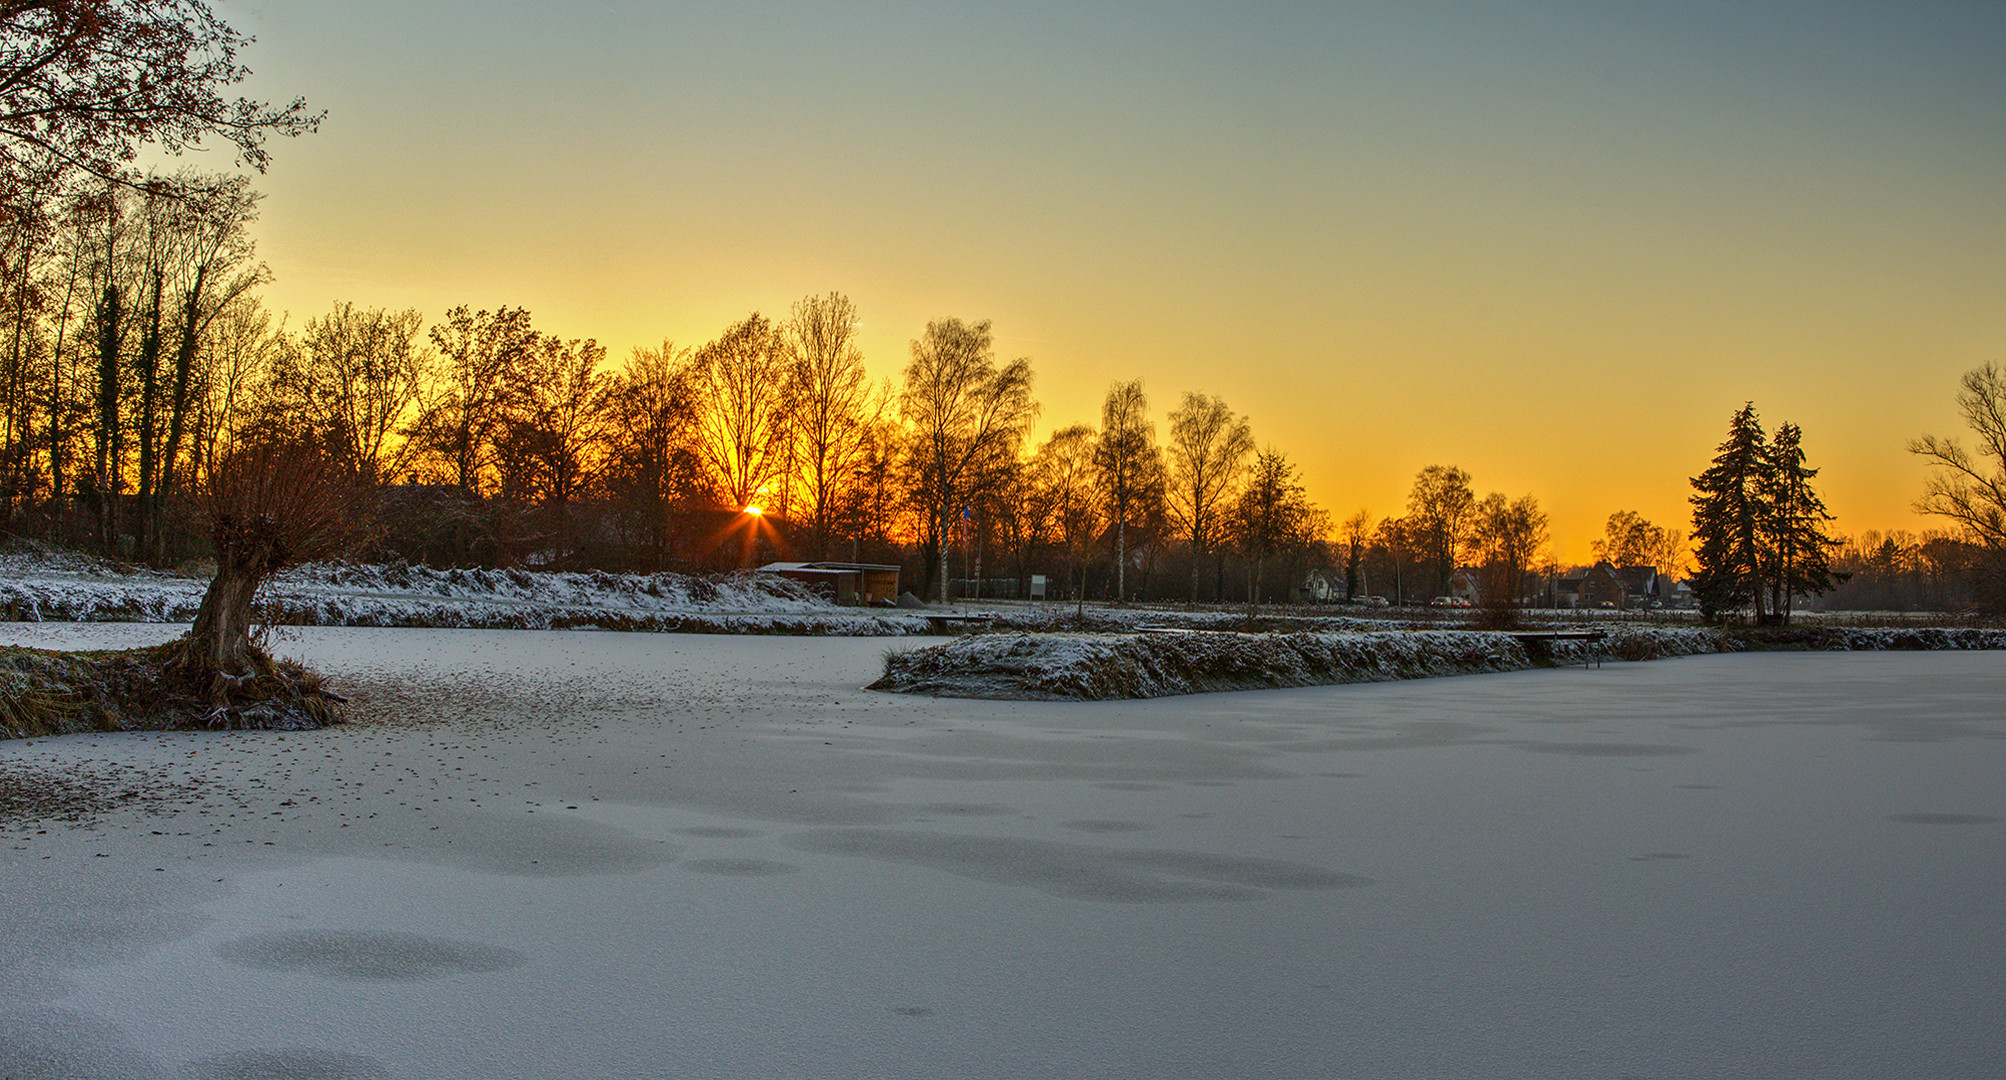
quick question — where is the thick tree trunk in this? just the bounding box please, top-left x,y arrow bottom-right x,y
177,509 -> 283,692
186,561 -> 267,678
184,531 -> 276,671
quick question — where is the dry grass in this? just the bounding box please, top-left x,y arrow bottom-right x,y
0,642 -> 344,740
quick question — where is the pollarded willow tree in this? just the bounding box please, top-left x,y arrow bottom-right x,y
168,434 -> 357,722
899,318 -> 1036,602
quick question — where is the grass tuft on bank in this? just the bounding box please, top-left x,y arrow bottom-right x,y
0,643 -> 342,740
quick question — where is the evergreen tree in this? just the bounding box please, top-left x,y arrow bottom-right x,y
1689,403 -> 1769,622
1759,422 -> 1839,623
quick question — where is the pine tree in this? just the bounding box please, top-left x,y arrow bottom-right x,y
1689,403 -> 1769,622
1759,422 -> 1839,623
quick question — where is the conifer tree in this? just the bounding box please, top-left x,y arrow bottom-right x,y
1689,403 -> 1769,622
1691,404 -> 1840,624
1759,422 -> 1839,623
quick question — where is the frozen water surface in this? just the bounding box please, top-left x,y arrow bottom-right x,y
1,626 -> 2002,1078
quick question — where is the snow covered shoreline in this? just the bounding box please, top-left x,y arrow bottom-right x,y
871,625 -> 2006,700
0,557 -> 939,635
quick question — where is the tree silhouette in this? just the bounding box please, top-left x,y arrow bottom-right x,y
1911,361 -> 2006,608
1092,379 -> 1160,603
0,0 -> 320,198
1165,391 -> 1252,602
899,318 -> 1036,602
1689,403 -> 1769,622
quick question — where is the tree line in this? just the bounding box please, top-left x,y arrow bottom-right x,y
5,5 -> 2005,619
6,172 -> 2005,620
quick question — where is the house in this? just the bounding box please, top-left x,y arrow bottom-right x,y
1554,571 -> 1584,608
1299,569 -> 1338,603
1576,561 -> 1628,608
1617,565 -> 1658,608
759,561 -> 901,605
1553,562 -> 1662,609
1449,568 -> 1482,605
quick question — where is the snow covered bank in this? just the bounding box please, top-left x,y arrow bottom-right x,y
871,626 -> 2006,699
0,557 -> 938,635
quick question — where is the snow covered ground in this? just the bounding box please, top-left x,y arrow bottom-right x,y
874,626 -> 2006,699
2,625 -> 2002,1079
0,554 -> 938,634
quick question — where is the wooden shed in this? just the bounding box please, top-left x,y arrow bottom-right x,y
759,562 -> 901,606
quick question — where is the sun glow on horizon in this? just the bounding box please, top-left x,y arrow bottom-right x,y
221,1 -> 2005,555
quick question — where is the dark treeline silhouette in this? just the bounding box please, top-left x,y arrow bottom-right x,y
1,180 -> 1999,612
0,196 -> 1351,598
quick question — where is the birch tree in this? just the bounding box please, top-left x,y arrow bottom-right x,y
1092,379 -> 1161,603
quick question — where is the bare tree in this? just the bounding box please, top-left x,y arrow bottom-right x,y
783,292 -> 879,558
1590,510 -> 1659,567
692,312 -> 790,512
1911,361 -> 2006,607
192,291 -> 280,475
1339,509 -> 1372,601
1374,515 -> 1412,606
138,175 -> 261,559
601,342 -> 704,571
1592,510 -> 1686,584
988,447 -> 1058,599
0,0 -> 321,197
899,318 -> 1037,602
1406,464 -> 1475,599
494,335 -> 607,566
272,302 -> 430,482
1229,447 -> 1315,609
1031,424 -> 1099,607
1469,492 -> 1548,628
1643,525 -> 1688,585
1165,391 -> 1253,602
1093,379 -> 1161,602
413,305 -> 537,495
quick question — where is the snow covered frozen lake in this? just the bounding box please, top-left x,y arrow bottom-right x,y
2,625 -> 2002,1079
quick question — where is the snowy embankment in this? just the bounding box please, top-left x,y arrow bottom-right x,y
871,626 -> 2006,700
0,552 -> 932,635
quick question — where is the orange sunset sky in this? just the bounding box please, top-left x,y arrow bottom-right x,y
207,2 -> 2005,563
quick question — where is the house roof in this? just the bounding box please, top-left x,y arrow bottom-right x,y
760,561 -> 902,576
